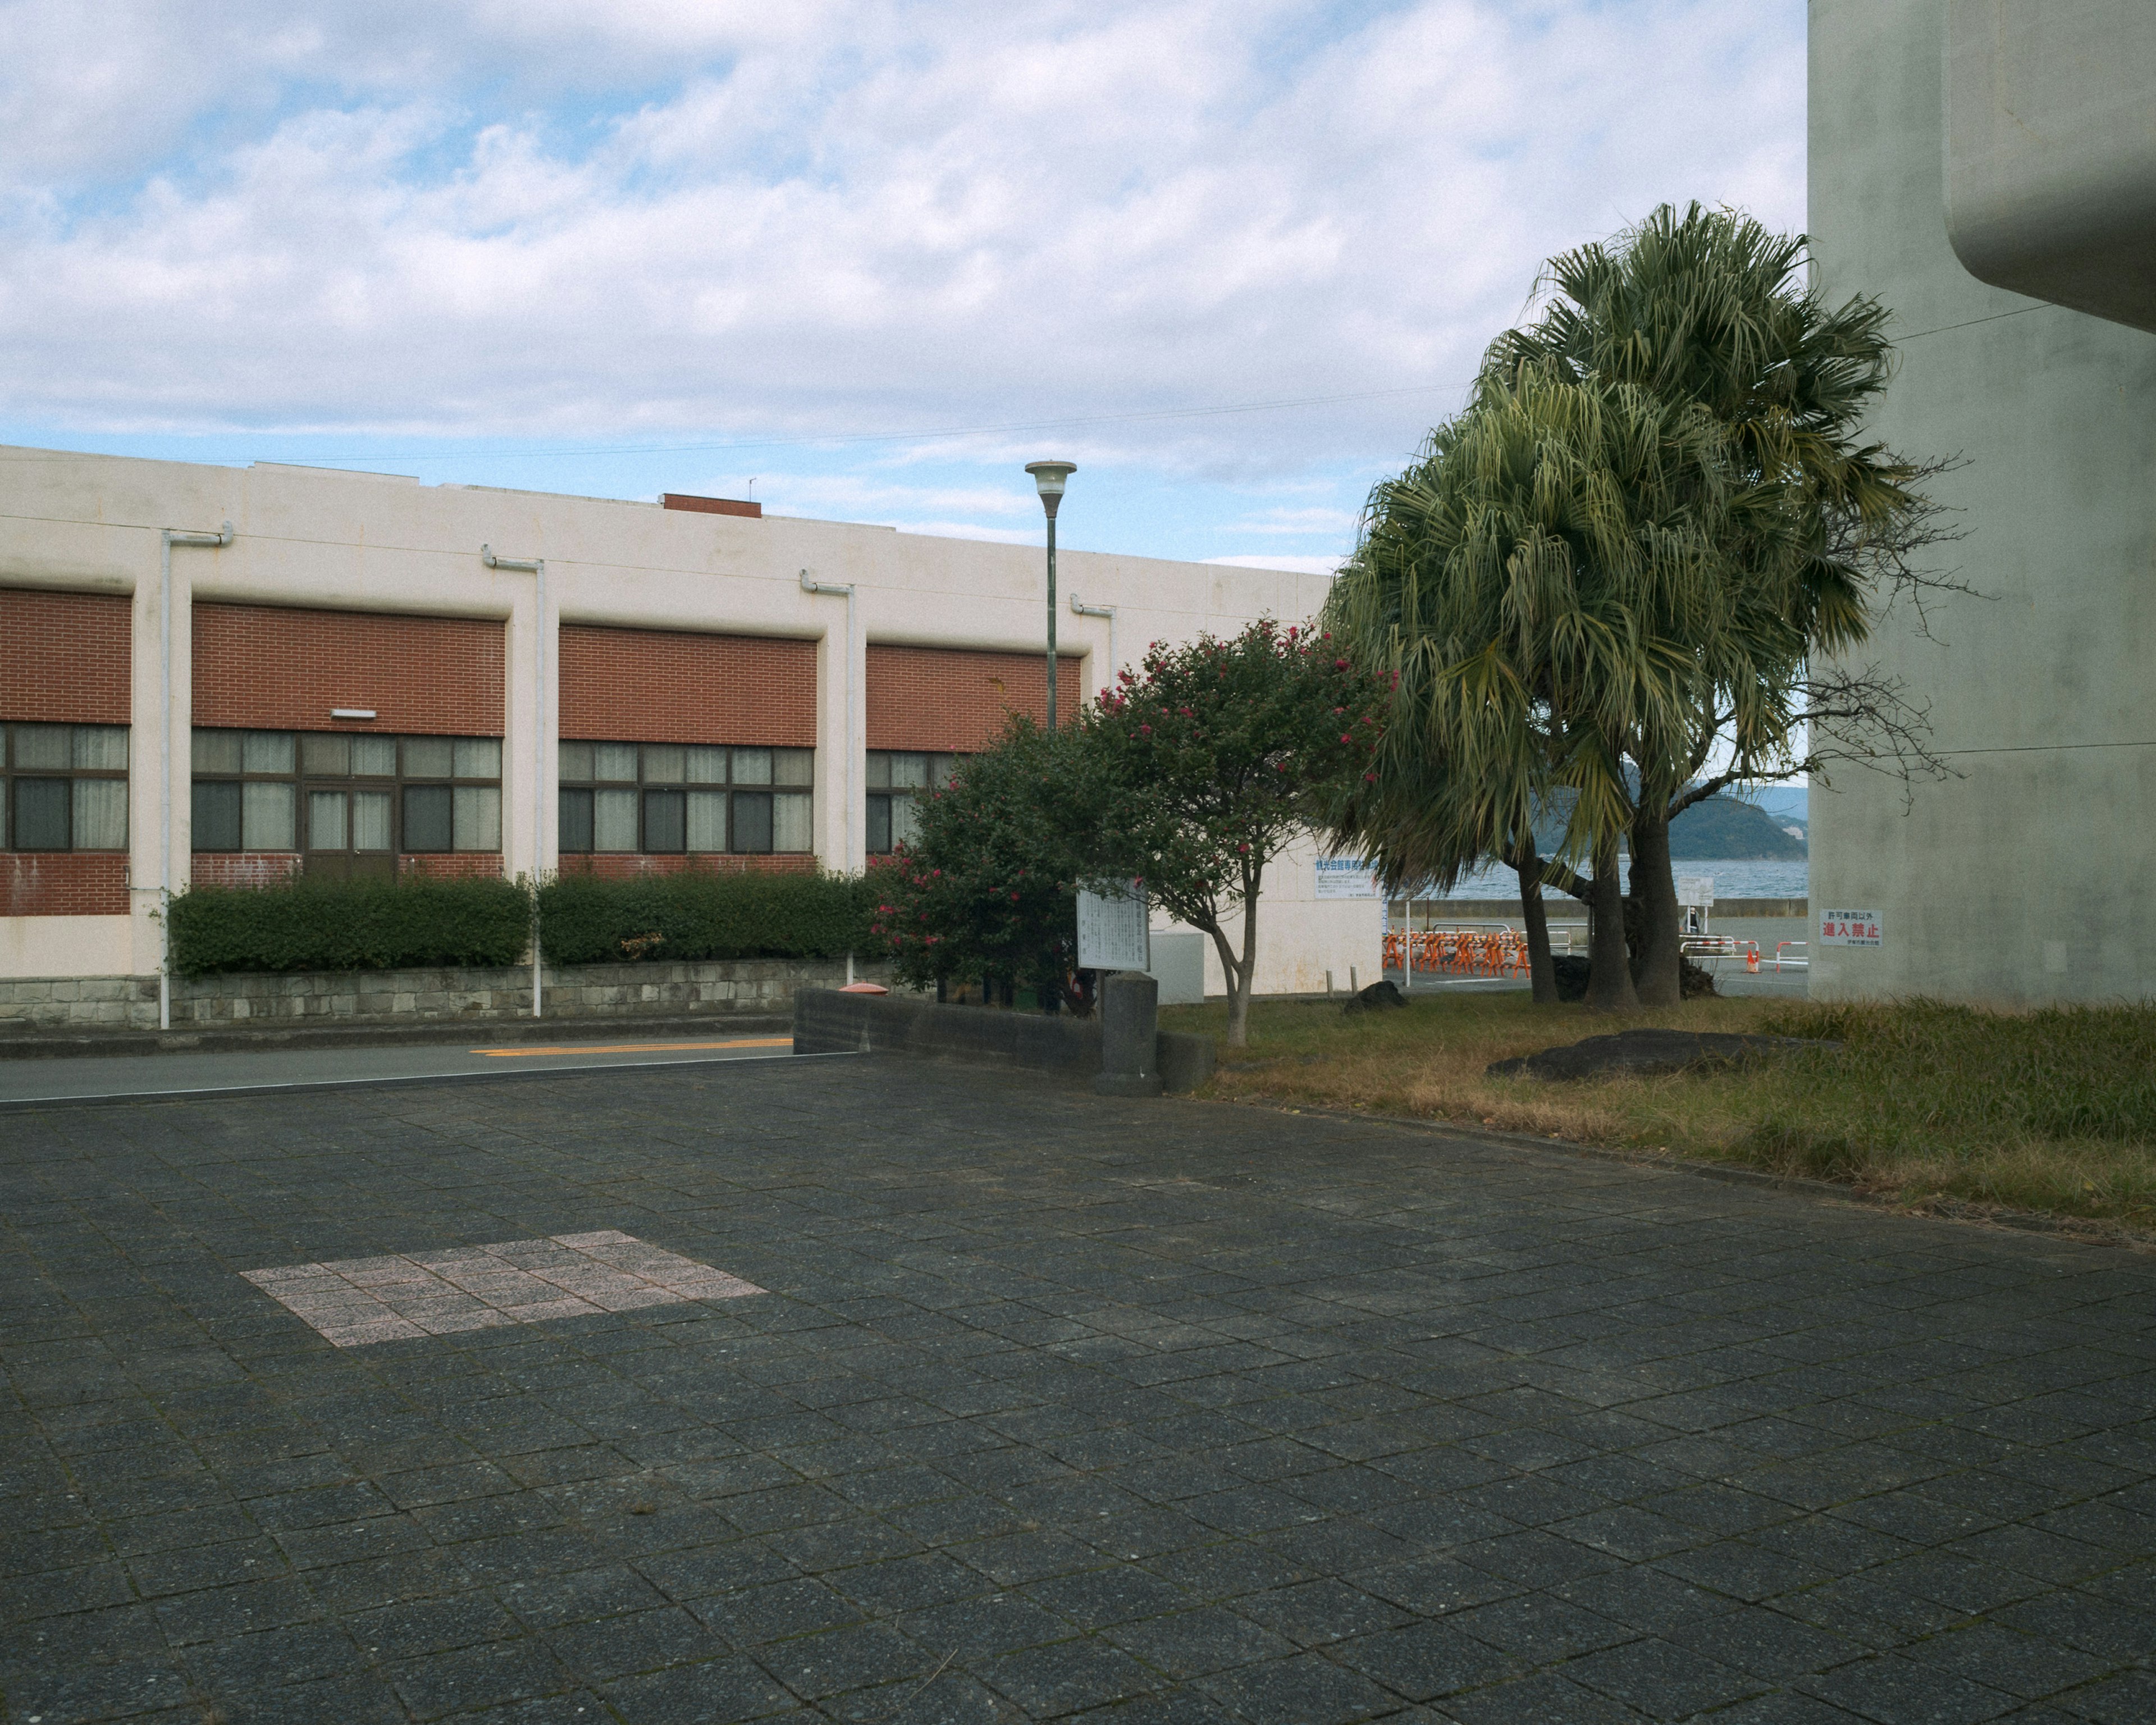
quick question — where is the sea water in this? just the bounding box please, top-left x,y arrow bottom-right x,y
1435,859 -> 1808,900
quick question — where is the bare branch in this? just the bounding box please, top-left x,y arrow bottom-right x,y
1790,662 -> 1961,814
1827,451 -> 1983,644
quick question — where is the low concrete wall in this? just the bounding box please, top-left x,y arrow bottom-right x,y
1414,896 -> 1807,921
0,957 -> 864,1032
794,988 -> 1216,1094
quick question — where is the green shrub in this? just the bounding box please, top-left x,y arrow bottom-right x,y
536,869 -> 877,965
167,874 -> 532,976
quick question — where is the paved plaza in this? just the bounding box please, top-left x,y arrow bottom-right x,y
2,1055 -> 2152,1723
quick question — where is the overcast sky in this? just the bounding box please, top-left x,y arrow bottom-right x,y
0,0 -> 1806,572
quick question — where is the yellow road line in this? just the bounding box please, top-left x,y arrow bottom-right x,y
471,1038 -> 794,1058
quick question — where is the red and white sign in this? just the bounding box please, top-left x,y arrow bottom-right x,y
1817,908 -> 1882,948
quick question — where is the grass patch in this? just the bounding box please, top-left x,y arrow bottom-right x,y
1161,992 -> 2156,1229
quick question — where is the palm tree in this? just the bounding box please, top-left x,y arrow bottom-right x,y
1490,203 -> 1913,1003
1331,360 -> 1734,1011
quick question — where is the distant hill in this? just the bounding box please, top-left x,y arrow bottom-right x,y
1527,790 -> 1807,860
1669,795 -> 1806,859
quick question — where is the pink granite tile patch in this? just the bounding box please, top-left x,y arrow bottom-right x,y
241,1234 -> 766,1348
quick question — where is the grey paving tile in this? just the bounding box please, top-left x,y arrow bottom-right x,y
3,1060 -> 2152,1725
1192,1650 -> 1400,1724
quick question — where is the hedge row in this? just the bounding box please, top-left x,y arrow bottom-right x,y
165,869 -> 880,977
166,875 -> 532,977
535,870 -> 876,966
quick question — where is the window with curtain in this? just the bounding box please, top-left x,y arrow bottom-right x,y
865,751 -> 961,854
558,742 -> 813,855
1,723 -> 130,852
190,729 -> 502,870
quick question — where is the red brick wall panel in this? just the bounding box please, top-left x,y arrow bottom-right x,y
556,853 -> 814,879
188,854 -> 505,887
0,853 -> 129,916
0,589 -> 130,725
400,854 -> 506,880
189,854 -> 302,890
866,646 -> 1084,752
558,627 -> 815,746
193,604 -> 504,735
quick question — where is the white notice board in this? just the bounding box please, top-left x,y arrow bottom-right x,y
1077,882 -> 1150,970
1817,908 -> 1882,948
1677,875 -> 1715,908
1314,858 -> 1379,899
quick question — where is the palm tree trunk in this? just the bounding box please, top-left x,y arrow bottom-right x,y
1511,843 -> 1558,1004
1629,794 -> 1683,1006
1585,833 -> 1638,1011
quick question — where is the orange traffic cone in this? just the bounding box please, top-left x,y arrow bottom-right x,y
1746,946 -> 1760,974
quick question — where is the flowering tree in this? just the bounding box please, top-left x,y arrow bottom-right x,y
869,718 -> 1105,1011
1085,619 -> 1391,1046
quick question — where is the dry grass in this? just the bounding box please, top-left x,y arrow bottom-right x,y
1161,992 -> 2156,1230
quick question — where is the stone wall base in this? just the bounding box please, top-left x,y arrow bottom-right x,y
0,959 -> 872,1032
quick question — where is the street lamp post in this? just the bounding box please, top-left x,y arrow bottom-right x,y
1025,460 -> 1076,729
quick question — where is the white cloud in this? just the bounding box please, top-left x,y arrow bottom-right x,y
0,0 -> 1806,482
1219,505 -> 1362,537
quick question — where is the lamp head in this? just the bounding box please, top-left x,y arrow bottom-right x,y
1024,459 -> 1077,519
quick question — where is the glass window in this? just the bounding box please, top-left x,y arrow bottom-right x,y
190,727 -> 503,860
243,781 -> 295,851
865,750 -> 962,854
352,736 -> 398,776
890,796 -> 923,849
308,791 -> 348,851
686,790 -> 727,852
12,777 -> 70,849
244,731 -> 295,774
2,723 -> 133,854
454,737 -> 501,779
72,726 -> 129,772
642,789 -> 686,852
731,791 -> 773,854
556,741 -> 815,855
403,784 -> 453,852
192,729 -> 243,774
193,779 -> 241,851
454,787 -> 501,852
593,788 -> 638,851
559,787 -> 595,853
403,736 -> 454,778
773,792 -> 812,853
68,779 -> 127,850
302,733 -> 351,775
353,791 -> 394,852
13,725 -> 70,771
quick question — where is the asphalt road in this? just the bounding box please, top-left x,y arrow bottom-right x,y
0,1033 -> 798,1108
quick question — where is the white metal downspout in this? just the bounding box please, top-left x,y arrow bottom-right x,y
159,522 -> 233,1032
1070,595 -> 1117,700
483,546 -> 546,1017
800,571 -> 858,981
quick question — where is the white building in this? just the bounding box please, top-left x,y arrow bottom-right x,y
0,447 -> 1377,1020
